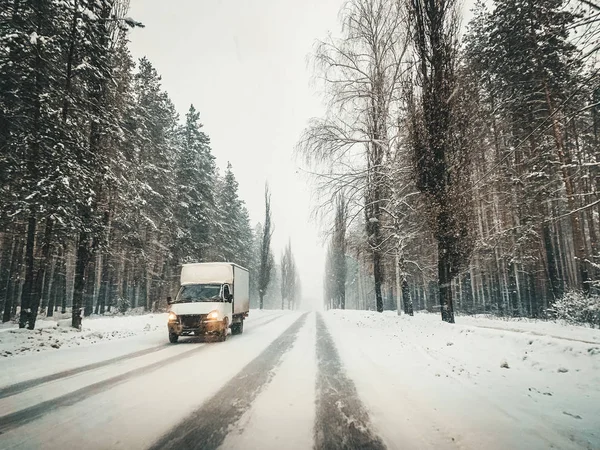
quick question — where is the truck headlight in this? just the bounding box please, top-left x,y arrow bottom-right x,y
168,312 -> 178,322
207,310 -> 219,320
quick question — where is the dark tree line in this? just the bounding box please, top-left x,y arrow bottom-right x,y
304,0 -> 600,325
0,0 -> 255,329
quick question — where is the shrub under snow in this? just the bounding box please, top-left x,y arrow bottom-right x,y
548,292 -> 600,328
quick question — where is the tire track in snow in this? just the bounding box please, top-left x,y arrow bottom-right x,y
246,312 -> 286,329
315,313 -> 386,450
0,313 -> 282,401
0,343 -> 169,400
0,343 -> 210,434
465,323 -> 600,346
148,313 -> 308,450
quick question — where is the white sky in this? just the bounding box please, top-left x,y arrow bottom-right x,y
127,0 -> 477,306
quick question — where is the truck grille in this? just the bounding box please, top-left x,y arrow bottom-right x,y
180,314 -> 206,329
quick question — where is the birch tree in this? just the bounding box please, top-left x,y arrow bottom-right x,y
299,0 -> 409,313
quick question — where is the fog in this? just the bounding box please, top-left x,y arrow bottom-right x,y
127,0 -> 478,308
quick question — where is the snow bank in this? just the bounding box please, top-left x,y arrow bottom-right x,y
0,313 -> 168,358
0,309 -> 276,360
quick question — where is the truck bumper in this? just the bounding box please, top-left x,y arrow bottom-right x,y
168,320 -> 225,336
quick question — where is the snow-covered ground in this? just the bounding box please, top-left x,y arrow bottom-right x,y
455,312 -> 600,344
0,309 -> 598,449
325,311 -> 600,449
0,311 -> 168,358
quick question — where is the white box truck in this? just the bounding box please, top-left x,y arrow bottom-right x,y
166,262 -> 249,343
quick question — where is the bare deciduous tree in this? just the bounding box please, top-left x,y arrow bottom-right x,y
298,0 -> 410,313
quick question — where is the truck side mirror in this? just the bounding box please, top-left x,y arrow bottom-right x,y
167,296 -> 172,305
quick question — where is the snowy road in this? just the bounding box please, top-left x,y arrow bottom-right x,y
0,310 -> 598,449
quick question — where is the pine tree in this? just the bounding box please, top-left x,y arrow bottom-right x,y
0,1 -> 256,327
173,105 -> 216,263
215,162 -> 254,267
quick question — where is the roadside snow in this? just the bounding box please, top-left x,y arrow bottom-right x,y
0,313 -> 168,358
0,309 -> 277,390
325,310 -> 600,450
0,309 -> 287,360
455,313 -> 600,345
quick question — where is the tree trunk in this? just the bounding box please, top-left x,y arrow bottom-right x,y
373,249 -> 384,313
41,254 -> 55,311
0,234 -> 16,321
72,231 -> 90,328
438,241 -> 455,323
61,250 -> 68,314
356,257 -> 364,311
507,260 -> 520,317
19,215 -> 37,328
542,223 -> 562,301
28,218 -> 53,329
402,279 -> 413,316
463,270 -> 474,314
395,250 -> 402,316
47,248 -> 62,317
98,260 -> 109,315
3,237 -> 22,323
84,249 -> 97,317
545,83 -> 589,295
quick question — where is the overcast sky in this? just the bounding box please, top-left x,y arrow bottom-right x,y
127,0 -> 477,307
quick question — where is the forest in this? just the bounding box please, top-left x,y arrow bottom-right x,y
0,0 -> 300,330
311,0 -> 600,326
2,0 -> 600,329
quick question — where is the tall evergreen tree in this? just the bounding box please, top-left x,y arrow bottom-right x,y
280,239 -> 298,310
215,162 -> 254,267
174,105 -> 216,263
258,185 -> 274,309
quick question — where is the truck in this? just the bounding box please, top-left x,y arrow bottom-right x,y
166,262 -> 250,343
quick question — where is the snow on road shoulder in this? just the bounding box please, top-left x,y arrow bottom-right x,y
454,313 -> 600,344
0,312 -> 168,359
324,310 -> 600,450
0,310 -> 276,390
0,309 -> 277,360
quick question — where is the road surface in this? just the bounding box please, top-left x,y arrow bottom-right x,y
0,310 -> 598,449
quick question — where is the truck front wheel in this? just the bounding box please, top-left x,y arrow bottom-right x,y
169,332 -> 179,344
219,318 -> 229,342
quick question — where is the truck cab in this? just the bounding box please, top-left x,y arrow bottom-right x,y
167,263 -> 249,343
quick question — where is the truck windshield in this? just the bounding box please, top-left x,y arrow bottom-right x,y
173,284 -> 222,303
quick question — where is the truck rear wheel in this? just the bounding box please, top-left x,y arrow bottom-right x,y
169,332 -> 179,343
232,320 -> 244,335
